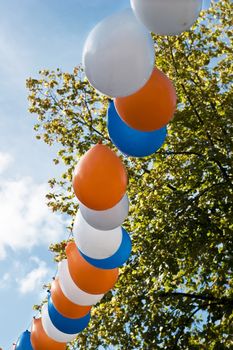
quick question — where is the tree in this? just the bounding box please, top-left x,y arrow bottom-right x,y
26,1 -> 233,349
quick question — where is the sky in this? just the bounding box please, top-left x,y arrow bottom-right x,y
0,0 -> 211,349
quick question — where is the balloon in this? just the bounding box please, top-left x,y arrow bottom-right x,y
41,304 -> 78,343
66,242 -> 119,294
80,228 -> 132,269
51,278 -> 91,319
73,210 -> 122,259
73,144 -> 128,210
107,101 -> 167,157
58,260 -> 104,306
31,318 -> 66,350
83,8 -> 154,97
15,331 -> 33,350
130,0 -> 203,35
115,68 -> 177,132
48,294 -> 91,335
79,194 -> 129,231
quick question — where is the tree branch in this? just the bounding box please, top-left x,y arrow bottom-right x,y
157,151 -> 205,158
159,291 -> 233,305
172,306 -> 201,349
167,37 -> 233,189
48,90 -> 110,142
171,298 -> 233,349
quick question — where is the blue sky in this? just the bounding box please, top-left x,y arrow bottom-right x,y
0,0 -> 210,348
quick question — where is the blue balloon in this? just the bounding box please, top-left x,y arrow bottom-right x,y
48,294 -> 91,334
107,101 -> 167,157
79,228 -> 132,269
15,330 -> 33,350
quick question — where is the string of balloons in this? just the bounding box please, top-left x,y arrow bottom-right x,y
14,1 -> 204,349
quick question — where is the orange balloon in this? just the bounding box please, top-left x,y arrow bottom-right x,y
114,68 -> 177,132
31,318 -> 66,350
51,278 -> 91,319
73,144 -> 127,210
66,242 -> 119,295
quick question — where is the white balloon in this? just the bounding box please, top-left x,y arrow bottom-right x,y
131,0 -> 203,35
73,210 -> 123,259
79,194 -> 129,231
58,260 -> 104,306
41,304 -> 78,343
82,8 -> 154,97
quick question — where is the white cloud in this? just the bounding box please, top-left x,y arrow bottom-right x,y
0,152 -> 13,174
0,273 -> 11,289
0,152 -> 66,260
17,258 -> 50,294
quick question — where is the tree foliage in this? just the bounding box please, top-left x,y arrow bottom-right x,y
26,1 -> 233,348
